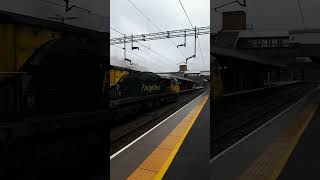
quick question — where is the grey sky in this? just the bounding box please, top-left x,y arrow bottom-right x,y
0,0 -> 107,32
212,0 -> 320,32
110,0 -> 210,73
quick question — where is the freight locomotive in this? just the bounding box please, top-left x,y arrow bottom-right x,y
111,72 -> 179,99
110,72 -> 180,120
110,71 -> 200,123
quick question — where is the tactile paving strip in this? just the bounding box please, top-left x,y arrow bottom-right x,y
127,95 -> 209,180
237,99 -> 320,180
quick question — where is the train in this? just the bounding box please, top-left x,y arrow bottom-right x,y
111,72 -> 180,101
0,9 -> 203,124
110,71 -> 199,123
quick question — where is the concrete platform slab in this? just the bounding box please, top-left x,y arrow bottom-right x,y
163,99 -> 210,180
211,86 -> 320,180
110,91 -> 208,180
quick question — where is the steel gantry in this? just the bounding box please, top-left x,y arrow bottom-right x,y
110,26 -> 210,45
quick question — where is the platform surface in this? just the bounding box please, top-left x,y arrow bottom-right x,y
211,86 -> 320,180
278,106 -> 320,179
110,91 -> 209,180
163,99 -> 210,180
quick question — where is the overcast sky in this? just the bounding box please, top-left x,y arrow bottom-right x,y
212,0 -> 320,32
110,0 -> 210,73
0,0 -> 107,32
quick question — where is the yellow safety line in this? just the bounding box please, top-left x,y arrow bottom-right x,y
127,95 -> 209,180
237,100 -> 319,180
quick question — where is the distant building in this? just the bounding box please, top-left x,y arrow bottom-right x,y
222,11 -> 246,30
179,64 -> 188,72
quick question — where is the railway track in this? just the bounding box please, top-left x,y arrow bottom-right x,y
0,111 -> 107,180
110,88 -> 206,155
211,82 -> 317,158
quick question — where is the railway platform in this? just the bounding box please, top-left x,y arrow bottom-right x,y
278,101 -> 320,179
110,90 -> 209,180
211,84 -> 320,180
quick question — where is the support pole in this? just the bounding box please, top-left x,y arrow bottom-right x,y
131,34 -> 139,50
123,34 -> 126,61
184,30 -> 187,47
194,26 -> 197,58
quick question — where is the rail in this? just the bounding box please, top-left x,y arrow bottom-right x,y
213,81 -> 303,116
223,81 -> 301,98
